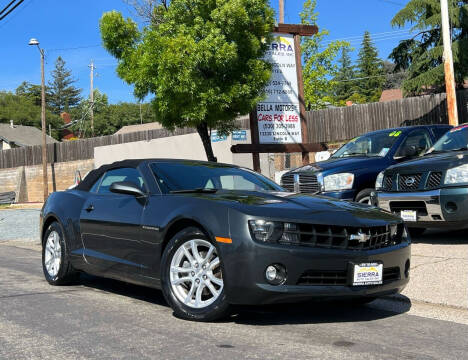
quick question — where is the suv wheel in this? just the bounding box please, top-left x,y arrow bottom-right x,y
355,189 -> 374,204
161,227 -> 231,321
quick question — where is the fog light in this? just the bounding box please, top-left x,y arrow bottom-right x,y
265,264 -> 287,285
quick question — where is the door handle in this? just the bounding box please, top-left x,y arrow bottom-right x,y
85,205 -> 95,212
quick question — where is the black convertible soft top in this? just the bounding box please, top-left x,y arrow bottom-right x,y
75,158 -> 239,192
75,160 -> 143,192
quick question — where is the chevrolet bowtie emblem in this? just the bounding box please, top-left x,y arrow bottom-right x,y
349,232 -> 371,243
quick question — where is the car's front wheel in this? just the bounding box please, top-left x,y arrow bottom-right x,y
161,227 -> 230,321
42,221 -> 78,285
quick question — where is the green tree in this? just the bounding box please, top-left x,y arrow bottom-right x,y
0,91 -> 62,139
300,0 -> 351,109
333,47 -> 356,103
355,31 -> 385,103
48,57 -> 82,114
100,0 -> 274,162
390,0 -> 468,95
383,61 -> 407,90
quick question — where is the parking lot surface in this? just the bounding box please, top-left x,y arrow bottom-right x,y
0,209 -> 467,359
0,244 -> 467,360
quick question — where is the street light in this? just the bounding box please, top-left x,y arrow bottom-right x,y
29,38 -> 49,202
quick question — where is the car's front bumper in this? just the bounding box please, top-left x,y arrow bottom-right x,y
374,187 -> 468,228
318,189 -> 356,201
221,239 -> 410,305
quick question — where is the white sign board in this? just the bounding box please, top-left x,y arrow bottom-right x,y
257,33 -> 302,144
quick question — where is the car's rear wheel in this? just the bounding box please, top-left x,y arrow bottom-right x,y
42,221 -> 78,285
161,227 -> 230,321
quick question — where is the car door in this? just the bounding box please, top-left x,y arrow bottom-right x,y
80,167 -> 147,275
394,129 -> 432,159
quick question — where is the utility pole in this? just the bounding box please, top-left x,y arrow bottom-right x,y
89,60 -> 95,136
279,0 -> 285,24
440,0 -> 459,126
29,38 -> 49,202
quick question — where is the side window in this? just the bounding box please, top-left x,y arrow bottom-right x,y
89,175 -> 103,193
396,130 -> 431,157
431,127 -> 450,141
97,168 -> 146,195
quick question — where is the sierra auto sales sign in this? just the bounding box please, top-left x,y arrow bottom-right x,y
257,33 -> 302,144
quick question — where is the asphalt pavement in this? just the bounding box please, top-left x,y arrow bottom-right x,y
0,243 -> 466,360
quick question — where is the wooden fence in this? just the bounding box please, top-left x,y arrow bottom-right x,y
1,90 -> 467,169
0,127 -> 197,169
307,90 -> 468,143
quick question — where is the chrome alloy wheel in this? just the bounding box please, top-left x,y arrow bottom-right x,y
44,230 -> 62,278
358,196 -> 371,204
170,239 -> 223,309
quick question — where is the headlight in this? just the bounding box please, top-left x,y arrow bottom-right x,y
445,164 -> 468,184
323,173 -> 354,191
375,171 -> 384,190
248,220 -> 300,244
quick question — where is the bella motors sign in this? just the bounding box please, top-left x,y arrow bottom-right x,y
257,33 -> 302,144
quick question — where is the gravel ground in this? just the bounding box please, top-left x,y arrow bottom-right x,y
0,209 -> 40,242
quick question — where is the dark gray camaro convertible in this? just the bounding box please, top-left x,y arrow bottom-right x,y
40,159 -> 411,321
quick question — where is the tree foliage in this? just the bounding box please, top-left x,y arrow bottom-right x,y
300,0 -> 351,109
355,31 -> 385,103
333,47 -> 356,103
0,91 -> 62,139
48,57 -> 82,114
100,0 -> 275,162
390,0 -> 468,95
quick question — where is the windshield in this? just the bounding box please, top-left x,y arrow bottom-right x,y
332,130 -> 402,158
428,125 -> 468,154
150,162 -> 283,193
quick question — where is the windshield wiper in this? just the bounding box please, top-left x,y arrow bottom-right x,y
339,152 -> 371,157
170,188 -> 219,194
427,147 -> 468,155
449,147 -> 468,152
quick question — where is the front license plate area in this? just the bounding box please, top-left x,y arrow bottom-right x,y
400,210 -> 417,222
351,262 -> 383,286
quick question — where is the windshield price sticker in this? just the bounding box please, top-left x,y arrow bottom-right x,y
257,33 -> 302,144
389,131 -> 402,137
353,263 -> 383,286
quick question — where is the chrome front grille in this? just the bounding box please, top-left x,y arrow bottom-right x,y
426,172 -> 442,189
398,174 -> 422,191
383,175 -> 393,191
281,173 -> 320,193
281,173 -> 295,192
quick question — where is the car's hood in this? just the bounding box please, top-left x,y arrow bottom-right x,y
181,190 -> 399,227
386,150 -> 468,173
291,156 -> 386,174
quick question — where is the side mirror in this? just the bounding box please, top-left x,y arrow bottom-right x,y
110,181 -> 146,197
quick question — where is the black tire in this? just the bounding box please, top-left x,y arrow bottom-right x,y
160,226 -> 231,322
408,227 -> 426,237
42,221 -> 78,285
355,188 -> 374,204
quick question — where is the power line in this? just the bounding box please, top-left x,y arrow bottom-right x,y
47,44 -> 102,53
377,0 -> 405,6
0,0 -> 25,21
0,0 -> 32,28
0,0 -> 17,16
0,0 -> 24,21
335,71 -> 407,83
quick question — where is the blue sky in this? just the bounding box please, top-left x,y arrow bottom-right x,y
0,0 -> 412,103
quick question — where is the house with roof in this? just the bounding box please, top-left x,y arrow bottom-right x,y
0,120 -> 57,151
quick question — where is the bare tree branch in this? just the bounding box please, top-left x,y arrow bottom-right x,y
123,0 -> 168,25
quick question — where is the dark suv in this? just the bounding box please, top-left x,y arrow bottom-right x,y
373,123 -> 468,235
281,125 -> 451,203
